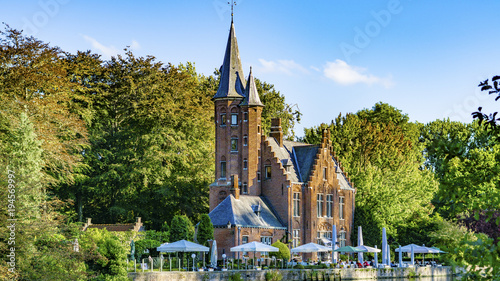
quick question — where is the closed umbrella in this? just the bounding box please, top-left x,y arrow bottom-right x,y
398,245 -> 403,267
374,245 -> 379,268
210,240 -> 217,268
332,225 -> 338,263
381,227 -> 387,265
357,226 -> 364,264
387,243 -> 391,266
411,245 -> 414,266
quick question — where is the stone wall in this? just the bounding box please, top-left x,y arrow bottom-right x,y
129,266 -> 455,281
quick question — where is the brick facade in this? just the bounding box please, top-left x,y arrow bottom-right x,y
208,21 -> 355,261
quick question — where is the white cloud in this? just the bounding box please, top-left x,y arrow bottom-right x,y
82,35 -> 141,58
130,40 -> 141,50
258,59 -> 309,76
82,35 -> 120,58
323,59 -> 394,88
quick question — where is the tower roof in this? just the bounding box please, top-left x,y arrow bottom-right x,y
240,67 -> 264,107
213,21 -> 246,100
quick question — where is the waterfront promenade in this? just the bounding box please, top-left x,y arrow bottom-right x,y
128,266 -> 456,281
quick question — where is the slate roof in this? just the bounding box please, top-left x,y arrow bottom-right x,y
267,137 -> 354,190
240,67 -> 264,107
213,21 -> 246,100
209,195 -> 286,229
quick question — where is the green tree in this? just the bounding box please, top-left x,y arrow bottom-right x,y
170,215 -> 195,242
197,214 -> 214,246
303,103 -> 439,246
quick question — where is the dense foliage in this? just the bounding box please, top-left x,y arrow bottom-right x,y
1,24 -> 499,279
303,103 -> 439,247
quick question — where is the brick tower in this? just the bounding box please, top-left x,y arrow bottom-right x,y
209,21 -> 264,211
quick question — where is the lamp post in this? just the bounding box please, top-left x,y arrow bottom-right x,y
222,254 -> 227,271
191,254 -> 196,272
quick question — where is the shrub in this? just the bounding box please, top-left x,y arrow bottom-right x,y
294,264 -> 305,269
229,272 -> 243,281
265,270 -> 283,281
269,241 -> 291,261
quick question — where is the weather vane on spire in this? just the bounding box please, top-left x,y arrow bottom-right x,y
228,1 -> 236,21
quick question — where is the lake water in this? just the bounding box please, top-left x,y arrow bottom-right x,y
379,277 -> 460,281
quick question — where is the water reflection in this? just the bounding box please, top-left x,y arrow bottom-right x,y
382,277 -> 460,281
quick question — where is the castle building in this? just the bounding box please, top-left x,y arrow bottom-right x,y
208,21 -> 355,260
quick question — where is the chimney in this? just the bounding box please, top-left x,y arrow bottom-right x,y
230,174 -> 240,199
270,118 -> 283,147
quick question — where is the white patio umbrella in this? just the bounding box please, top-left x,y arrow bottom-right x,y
210,240 -> 217,268
357,245 -> 381,253
332,225 -> 338,263
395,244 -> 440,266
381,228 -> 387,265
230,241 -> 279,267
157,240 -> 210,252
157,240 -> 209,271
357,226 -> 364,264
291,242 -> 331,253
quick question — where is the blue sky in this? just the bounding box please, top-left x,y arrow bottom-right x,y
3,0 -> 500,137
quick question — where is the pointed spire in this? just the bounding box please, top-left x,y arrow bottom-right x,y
213,21 -> 246,100
240,67 -> 264,107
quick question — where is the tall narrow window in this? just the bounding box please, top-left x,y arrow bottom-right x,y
231,138 -> 238,152
258,125 -> 261,134
323,167 -> 327,180
243,112 -> 248,122
326,194 -> 333,218
257,172 -> 261,182
317,194 -> 324,217
339,231 -> 346,247
265,165 -> 271,179
339,196 -> 345,220
231,113 -> 238,125
243,159 -> 248,170
293,229 -> 300,248
220,161 -> 226,179
242,235 -> 249,255
243,135 -> 248,146
220,114 -> 226,126
293,192 -> 300,217
242,182 -> 248,194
